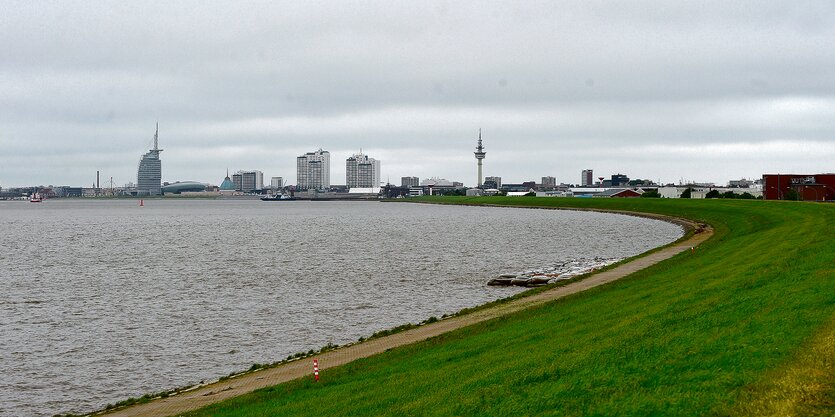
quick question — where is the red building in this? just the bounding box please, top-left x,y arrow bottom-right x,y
762,174 -> 835,201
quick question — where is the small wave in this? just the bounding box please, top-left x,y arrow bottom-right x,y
0,299 -> 46,305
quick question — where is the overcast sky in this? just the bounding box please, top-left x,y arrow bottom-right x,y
2,1 -> 834,188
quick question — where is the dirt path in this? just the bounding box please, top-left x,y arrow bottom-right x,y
101,214 -> 713,417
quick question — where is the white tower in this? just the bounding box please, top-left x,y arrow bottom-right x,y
474,129 -> 486,187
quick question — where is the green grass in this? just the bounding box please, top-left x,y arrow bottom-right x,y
183,197 -> 834,416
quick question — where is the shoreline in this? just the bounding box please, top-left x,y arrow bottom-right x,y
93,205 -> 710,417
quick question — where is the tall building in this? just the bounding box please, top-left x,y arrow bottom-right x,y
474,129 -> 486,187
232,172 -> 242,191
232,170 -> 263,192
296,149 -> 331,191
581,169 -> 593,186
541,176 -> 556,190
485,176 -> 502,188
346,152 -> 381,189
137,124 -> 163,196
401,176 -> 419,187
243,171 -> 263,191
271,176 -> 284,190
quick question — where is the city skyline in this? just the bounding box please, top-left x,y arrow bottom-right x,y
0,123 -> 816,191
2,2 -> 834,188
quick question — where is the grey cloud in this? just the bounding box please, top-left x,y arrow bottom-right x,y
1,1 -> 834,187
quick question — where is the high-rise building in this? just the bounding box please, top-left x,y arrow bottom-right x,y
581,169 -> 593,186
541,176 -> 556,190
296,149 -> 331,191
485,176 -> 502,188
232,170 -> 263,192
474,129 -> 486,187
137,124 -> 163,196
401,176 -> 419,187
232,172 -> 242,191
243,171 -> 263,191
346,152 -> 381,189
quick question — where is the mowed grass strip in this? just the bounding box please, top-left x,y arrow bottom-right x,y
183,198 -> 834,416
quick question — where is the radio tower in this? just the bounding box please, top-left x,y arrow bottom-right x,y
474,129 -> 486,187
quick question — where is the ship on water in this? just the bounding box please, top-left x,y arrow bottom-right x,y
260,193 -> 298,201
261,179 -> 298,201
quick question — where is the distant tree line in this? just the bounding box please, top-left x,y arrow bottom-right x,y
679,188 -> 759,199
705,190 -> 758,199
436,188 -> 467,196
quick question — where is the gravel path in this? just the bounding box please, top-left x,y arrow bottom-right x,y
100,212 -> 712,417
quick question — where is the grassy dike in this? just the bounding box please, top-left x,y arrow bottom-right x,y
183,197 -> 834,416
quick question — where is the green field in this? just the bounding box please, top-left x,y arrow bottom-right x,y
185,198 -> 834,416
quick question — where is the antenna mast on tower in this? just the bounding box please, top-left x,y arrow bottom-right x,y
153,122 -> 159,151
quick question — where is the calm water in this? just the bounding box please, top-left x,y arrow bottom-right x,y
0,199 -> 682,416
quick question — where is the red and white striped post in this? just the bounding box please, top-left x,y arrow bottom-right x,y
313,358 -> 319,382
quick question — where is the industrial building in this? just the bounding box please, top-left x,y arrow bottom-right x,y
401,176 -> 419,188
763,174 -> 835,201
418,177 -> 464,195
594,188 -> 642,198
609,174 -> 629,187
484,176 -> 502,189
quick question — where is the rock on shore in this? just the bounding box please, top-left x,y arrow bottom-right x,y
487,257 -> 622,287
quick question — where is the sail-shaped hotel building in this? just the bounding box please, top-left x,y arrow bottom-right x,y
137,124 -> 163,195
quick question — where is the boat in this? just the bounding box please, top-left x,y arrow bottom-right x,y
29,193 -> 42,203
261,193 -> 298,201
261,179 -> 298,201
